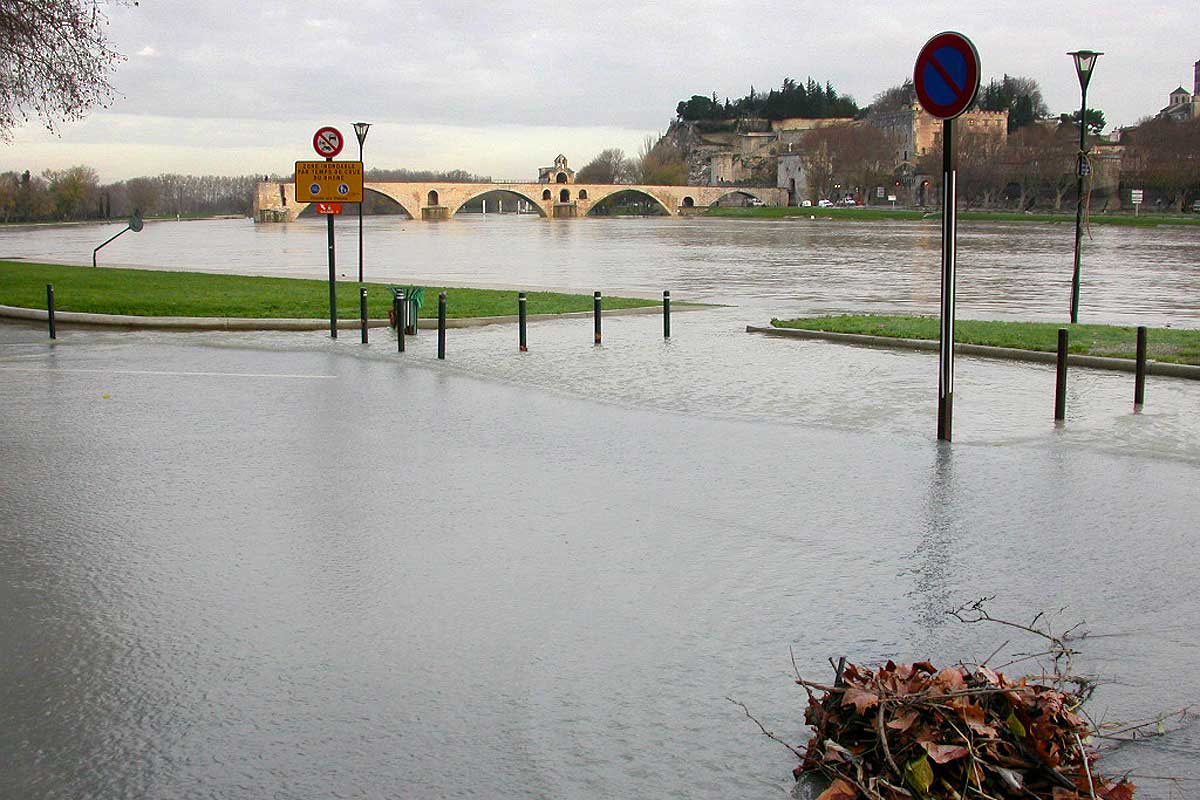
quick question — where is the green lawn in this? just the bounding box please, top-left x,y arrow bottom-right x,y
0,260 -> 660,319
771,314 -> 1200,366
707,206 -> 1200,227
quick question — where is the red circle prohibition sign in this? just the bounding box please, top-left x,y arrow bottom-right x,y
312,126 -> 344,158
913,32 -> 980,120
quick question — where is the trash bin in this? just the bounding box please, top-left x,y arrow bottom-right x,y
389,286 -> 424,335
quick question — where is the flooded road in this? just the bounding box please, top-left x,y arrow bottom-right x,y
1,215 -> 1198,798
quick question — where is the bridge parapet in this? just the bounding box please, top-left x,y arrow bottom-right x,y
253,181 -> 787,222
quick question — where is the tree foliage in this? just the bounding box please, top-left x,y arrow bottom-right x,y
633,136 -> 687,185
676,77 -> 858,122
576,148 -> 633,184
870,81 -> 915,113
977,75 -> 1049,132
1122,117 -> 1200,211
1058,109 -> 1106,136
799,124 -> 895,202
0,1 -> 131,140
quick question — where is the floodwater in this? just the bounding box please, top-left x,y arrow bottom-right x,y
1,215 -> 1198,799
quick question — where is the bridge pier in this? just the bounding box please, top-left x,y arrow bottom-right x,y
421,206 -> 451,221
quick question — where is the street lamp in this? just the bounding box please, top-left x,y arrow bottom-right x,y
1067,50 -> 1101,324
352,121 -> 371,284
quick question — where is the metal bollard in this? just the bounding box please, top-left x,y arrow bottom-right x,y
1055,328 -> 1068,421
47,284 -> 56,340
408,296 -> 417,337
360,286 -> 368,344
593,291 -> 602,345
518,292 -> 528,352
663,290 -> 670,339
1134,325 -> 1147,408
396,290 -> 406,353
437,292 -> 446,360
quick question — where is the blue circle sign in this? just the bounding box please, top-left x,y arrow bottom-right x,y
913,31 -> 980,120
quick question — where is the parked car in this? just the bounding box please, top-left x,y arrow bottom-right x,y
801,199 -> 812,207
747,198 -> 764,207
817,199 -> 834,208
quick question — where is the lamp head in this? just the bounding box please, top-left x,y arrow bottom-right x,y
352,122 -> 371,145
1068,51 -> 1102,92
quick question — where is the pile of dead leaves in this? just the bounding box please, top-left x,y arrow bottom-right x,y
796,660 -> 1135,800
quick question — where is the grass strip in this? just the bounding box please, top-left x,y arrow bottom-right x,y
707,206 -> 1200,227
0,260 -> 661,320
771,314 -> 1200,366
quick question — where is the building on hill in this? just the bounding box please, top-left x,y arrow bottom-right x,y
867,102 -> 1009,164
1157,60 -> 1200,121
538,154 -> 575,184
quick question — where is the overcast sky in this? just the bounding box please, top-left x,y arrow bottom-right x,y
2,1 -> 1195,182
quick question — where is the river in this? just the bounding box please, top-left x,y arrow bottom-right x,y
1,214 -> 1198,799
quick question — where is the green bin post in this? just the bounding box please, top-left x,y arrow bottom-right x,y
397,289 -> 406,353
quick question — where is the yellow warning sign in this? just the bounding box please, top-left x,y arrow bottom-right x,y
295,160 -> 364,203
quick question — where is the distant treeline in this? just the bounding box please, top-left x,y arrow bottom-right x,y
676,77 -> 859,122
0,166 -> 494,223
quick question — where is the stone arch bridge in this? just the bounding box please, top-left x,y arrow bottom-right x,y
254,181 -> 787,222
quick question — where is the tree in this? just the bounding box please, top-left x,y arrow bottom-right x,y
870,80 -> 915,112
800,123 -> 894,202
0,1 -> 131,140
978,75 -> 1049,133
634,136 -> 687,185
1122,117 -> 1200,211
576,149 -> 632,184
1059,109 -> 1106,136
44,165 -> 99,219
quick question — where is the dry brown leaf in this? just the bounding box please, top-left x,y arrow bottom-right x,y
886,710 -> 920,732
841,686 -> 879,715
815,777 -> 859,800
920,741 -> 970,764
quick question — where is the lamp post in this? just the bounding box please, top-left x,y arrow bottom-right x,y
1068,50 -> 1101,324
352,121 -> 371,284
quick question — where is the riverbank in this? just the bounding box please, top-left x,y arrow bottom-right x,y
0,260 -> 662,320
708,206 -> 1200,227
769,314 -> 1200,367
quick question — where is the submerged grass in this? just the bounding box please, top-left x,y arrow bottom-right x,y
0,260 -> 661,319
772,314 -> 1200,366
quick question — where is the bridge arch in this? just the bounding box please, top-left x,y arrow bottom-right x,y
451,187 -> 548,218
559,188 -> 570,202
582,186 -> 673,217
711,189 -> 762,206
291,186 -> 416,220
681,196 -> 695,207
427,190 -> 440,206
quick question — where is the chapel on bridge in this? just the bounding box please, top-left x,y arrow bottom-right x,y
537,154 -> 575,184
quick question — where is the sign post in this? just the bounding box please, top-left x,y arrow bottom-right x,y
297,128 -> 365,338
1131,188 -> 1143,217
914,31 -> 981,442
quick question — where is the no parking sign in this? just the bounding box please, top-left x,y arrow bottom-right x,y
914,32 -> 981,120
913,31 -> 980,442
